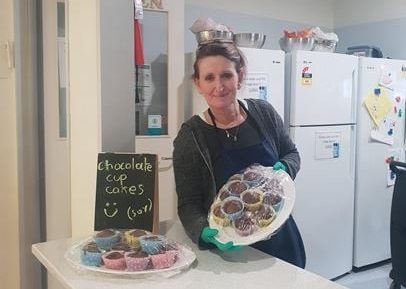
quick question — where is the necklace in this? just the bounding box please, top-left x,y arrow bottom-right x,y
224,126 -> 240,142
207,105 -> 245,143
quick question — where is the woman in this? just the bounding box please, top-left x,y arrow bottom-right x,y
173,42 -> 305,268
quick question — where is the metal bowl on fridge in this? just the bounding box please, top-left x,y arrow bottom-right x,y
195,30 -> 234,45
279,37 -> 315,53
233,33 -> 266,48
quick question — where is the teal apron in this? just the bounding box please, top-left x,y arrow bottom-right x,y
208,105 -> 306,268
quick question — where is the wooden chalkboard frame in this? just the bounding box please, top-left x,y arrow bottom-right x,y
94,153 -> 159,233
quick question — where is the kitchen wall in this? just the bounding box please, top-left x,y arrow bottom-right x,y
334,0 -> 406,59
185,0 -> 406,60
184,0 -> 334,52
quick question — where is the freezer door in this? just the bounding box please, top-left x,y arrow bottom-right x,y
288,51 -> 358,126
353,57 -> 406,267
291,124 -> 356,279
238,48 -> 285,118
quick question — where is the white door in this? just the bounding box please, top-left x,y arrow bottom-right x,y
291,124 -> 356,279
353,57 -> 406,267
135,2 -> 184,222
288,51 -> 358,126
42,1 -> 70,289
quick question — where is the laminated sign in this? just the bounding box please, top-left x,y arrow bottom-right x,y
94,153 -> 158,233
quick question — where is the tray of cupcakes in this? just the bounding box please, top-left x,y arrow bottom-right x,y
64,229 -> 196,276
208,164 -> 295,246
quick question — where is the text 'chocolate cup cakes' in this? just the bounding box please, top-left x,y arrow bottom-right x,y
80,242 -> 104,266
220,197 -> 244,221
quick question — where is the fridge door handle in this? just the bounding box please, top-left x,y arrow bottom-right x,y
351,68 -> 357,123
350,125 -> 356,177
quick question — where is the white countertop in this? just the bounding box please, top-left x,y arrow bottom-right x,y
32,220 -> 349,289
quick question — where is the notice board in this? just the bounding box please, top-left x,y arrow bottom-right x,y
94,153 -> 159,233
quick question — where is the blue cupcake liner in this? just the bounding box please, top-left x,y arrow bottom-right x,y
80,250 -> 103,266
221,196 -> 244,221
139,235 -> 166,255
94,231 -> 120,250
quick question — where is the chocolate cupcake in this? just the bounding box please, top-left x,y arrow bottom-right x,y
221,197 -> 244,220
263,178 -> 284,195
241,189 -> 263,211
253,204 -> 276,227
80,242 -> 104,266
211,202 -> 230,227
234,213 -> 257,236
228,173 -> 242,182
111,242 -> 132,253
217,188 -> 231,201
242,169 -> 264,187
124,229 -> 149,249
226,180 -> 248,197
94,229 -> 120,250
139,235 -> 166,255
102,251 -> 126,270
150,244 -> 178,269
125,250 -> 150,271
263,192 -> 283,212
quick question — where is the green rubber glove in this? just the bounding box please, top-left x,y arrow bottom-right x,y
273,161 -> 286,171
200,227 -> 242,251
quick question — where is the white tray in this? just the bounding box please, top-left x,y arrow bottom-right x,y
64,237 -> 196,276
209,169 -> 296,246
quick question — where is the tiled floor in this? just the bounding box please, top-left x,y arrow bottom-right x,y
334,263 -> 404,289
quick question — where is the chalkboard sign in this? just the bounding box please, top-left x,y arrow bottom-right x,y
94,153 -> 159,233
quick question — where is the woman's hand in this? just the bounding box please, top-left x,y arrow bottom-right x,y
273,161 -> 286,171
200,227 -> 242,251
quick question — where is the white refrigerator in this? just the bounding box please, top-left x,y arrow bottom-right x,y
285,50 -> 358,279
353,57 -> 406,268
186,48 -> 285,118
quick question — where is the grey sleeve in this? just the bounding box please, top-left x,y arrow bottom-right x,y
274,112 -> 301,179
173,126 -> 209,245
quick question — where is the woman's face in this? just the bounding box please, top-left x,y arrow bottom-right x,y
194,55 -> 242,110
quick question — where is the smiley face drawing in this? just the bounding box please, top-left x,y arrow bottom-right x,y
104,202 -> 118,218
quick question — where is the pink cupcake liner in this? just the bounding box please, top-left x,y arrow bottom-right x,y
102,252 -> 126,270
150,250 -> 177,269
125,255 -> 150,271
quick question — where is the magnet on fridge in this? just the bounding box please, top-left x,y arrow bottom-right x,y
398,109 -> 403,118
259,86 -> 268,100
387,128 -> 393,136
333,142 -> 339,158
395,96 -> 401,103
374,88 -> 381,96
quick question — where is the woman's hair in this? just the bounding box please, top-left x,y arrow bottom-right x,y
193,42 -> 246,80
